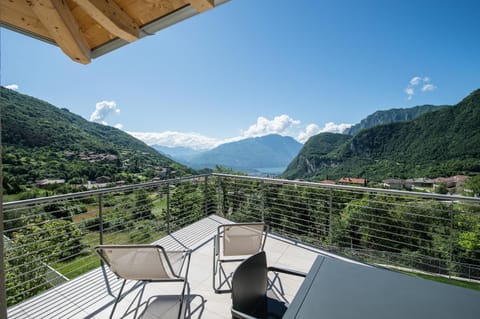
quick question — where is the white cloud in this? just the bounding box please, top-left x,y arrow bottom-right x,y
4,84 -> 19,90
241,114 -> 300,138
131,114 -> 352,150
321,122 -> 352,133
405,87 -> 414,100
90,101 -> 120,125
409,77 -> 422,86
297,122 -> 352,143
421,83 -> 436,92
297,124 -> 321,143
405,76 -> 436,100
129,131 -> 226,150
114,123 -> 124,129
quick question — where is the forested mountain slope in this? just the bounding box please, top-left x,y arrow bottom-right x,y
284,89 -> 480,181
283,133 -> 351,179
0,87 -> 192,193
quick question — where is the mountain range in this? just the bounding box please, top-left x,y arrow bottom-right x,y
283,89 -> 480,181
153,104 -> 453,177
3,85 -> 478,191
155,135 -> 303,174
153,145 -> 203,163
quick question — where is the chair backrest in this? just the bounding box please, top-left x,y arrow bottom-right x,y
231,251 -> 268,318
221,223 -> 267,257
95,245 -> 182,281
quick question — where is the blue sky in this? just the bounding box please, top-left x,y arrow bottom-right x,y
2,0 -> 480,149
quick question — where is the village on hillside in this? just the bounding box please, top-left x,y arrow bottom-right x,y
317,175 -> 470,195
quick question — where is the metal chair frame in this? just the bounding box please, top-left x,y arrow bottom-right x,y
212,222 -> 268,294
95,244 -> 191,319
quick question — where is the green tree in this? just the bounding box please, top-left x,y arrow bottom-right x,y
435,182 -> 448,195
2,173 -> 23,194
170,182 -> 203,229
5,218 -> 84,305
129,220 -> 158,243
465,175 -> 480,197
133,190 -> 155,220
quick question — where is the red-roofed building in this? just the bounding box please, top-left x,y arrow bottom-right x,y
319,180 -> 337,185
338,177 -> 367,186
434,175 -> 469,194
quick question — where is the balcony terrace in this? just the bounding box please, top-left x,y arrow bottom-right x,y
2,173 -> 480,318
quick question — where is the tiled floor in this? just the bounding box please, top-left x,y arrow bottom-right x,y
7,215 -> 323,319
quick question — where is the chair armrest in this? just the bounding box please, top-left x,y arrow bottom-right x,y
268,266 -> 307,278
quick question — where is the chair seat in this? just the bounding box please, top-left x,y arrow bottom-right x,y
95,244 -> 191,319
265,290 -> 288,319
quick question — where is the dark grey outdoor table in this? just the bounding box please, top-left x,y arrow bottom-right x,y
283,255 -> 480,319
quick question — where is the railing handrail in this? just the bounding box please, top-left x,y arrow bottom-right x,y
3,174 -> 211,209
211,173 -> 480,203
4,173 -> 479,210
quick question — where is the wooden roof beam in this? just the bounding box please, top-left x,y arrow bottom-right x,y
0,0 -> 53,41
30,0 -> 91,64
188,0 -> 215,13
71,0 -> 140,43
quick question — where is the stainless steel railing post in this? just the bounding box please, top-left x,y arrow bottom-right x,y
328,190 -> 333,247
204,175 -> 209,216
98,194 -> 104,245
166,182 -> 171,234
217,176 -> 225,216
448,203 -> 454,279
260,181 -> 265,222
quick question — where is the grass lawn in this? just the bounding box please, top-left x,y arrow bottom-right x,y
72,205 -> 100,223
3,194 -> 20,202
152,196 -> 167,218
52,254 -> 100,279
72,194 -> 167,222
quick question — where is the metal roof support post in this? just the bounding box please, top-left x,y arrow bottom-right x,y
0,103 -> 8,319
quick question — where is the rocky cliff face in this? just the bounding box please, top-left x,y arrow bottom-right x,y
345,104 -> 449,136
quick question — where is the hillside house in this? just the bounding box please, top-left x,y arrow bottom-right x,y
338,177 -> 367,186
434,175 -> 469,194
96,176 -> 111,184
383,179 -> 404,190
35,179 -> 66,188
319,180 -> 336,185
405,178 -> 434,190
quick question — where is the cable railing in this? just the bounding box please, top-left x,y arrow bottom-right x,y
2,173 -> 480,309
2,175 -> 212,307
213,173 -> 480,282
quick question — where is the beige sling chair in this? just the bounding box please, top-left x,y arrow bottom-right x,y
95,245 -> 191,319
212,223 -> 268,293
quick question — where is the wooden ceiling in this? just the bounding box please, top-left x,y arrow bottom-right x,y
0,0 -> 228,64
